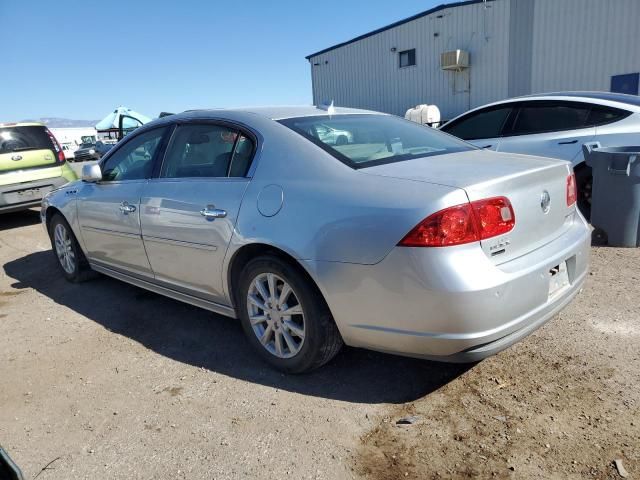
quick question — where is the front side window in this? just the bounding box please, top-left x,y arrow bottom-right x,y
279,114 -> 472,169
101,127 -> 166,181
441,107 -> 512,140
160,124 -> 254,178
510,102 -> 590,135
399,49 -> 416,68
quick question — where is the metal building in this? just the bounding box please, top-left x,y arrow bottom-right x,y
306,0 -> 640,121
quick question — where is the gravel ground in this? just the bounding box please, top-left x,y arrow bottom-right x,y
1,209 -> 638,479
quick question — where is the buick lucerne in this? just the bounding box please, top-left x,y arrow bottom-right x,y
41,107 -> 590,372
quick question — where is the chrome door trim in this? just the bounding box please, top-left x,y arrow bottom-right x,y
81,225 -> 141,239
90,262 -> 237,319
143,235 -> 218,251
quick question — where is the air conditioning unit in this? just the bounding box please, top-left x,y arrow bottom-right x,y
441,50 -> 470,71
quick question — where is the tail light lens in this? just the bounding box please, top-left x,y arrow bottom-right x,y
472,197 -> 515,240
45,128 -> 66,164
398,197 -> 515,248
566,173 -> 577,206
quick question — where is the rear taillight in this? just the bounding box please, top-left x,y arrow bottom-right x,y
566,173 -> 577,207
45,128 -> 66,164
398,196 -> 515,248
472,196 -> 515,240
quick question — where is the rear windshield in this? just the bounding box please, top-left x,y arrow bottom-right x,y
279,114 -> 472,168
0,126 -> 55,155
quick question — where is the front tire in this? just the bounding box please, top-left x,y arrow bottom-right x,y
237,255 -> 343,373
48,213 -> 93,282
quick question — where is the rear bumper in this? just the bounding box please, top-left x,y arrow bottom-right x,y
305,212 -> 591,361
0,176 -> 70,213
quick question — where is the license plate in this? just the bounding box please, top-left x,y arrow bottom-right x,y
4,186 -> 51,204
548,261 -> 570,298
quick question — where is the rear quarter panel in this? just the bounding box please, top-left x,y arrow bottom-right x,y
226,117 -> 467,266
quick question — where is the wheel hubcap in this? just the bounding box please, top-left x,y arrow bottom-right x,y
53,223 -> 75,274
247,273 -> 305,359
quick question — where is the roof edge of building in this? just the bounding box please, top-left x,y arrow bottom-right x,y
305,0 -> 493,60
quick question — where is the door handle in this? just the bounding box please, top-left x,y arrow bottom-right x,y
481,144 -> 493,149
200,205 -> 227,220
119,201 -> 136,214
558,139 -> 578,145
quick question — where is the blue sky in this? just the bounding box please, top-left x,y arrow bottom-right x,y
1,0 -> 440,121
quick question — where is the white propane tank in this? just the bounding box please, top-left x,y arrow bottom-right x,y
404,104 -> 441,128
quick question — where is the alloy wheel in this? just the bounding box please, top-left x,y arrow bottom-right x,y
53,223 -> 76,274
247,273 -> 305,359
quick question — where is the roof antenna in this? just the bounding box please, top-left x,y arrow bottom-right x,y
318,100 -> 335,115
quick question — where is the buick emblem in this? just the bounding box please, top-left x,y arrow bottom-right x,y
540,190 -> 551,213
11,154 -> 22,161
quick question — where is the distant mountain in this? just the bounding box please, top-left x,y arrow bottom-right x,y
20,117 -> 100,128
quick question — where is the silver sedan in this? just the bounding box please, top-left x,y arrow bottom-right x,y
41,106 -> 591,373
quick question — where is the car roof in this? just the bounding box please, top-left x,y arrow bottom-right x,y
181,105 -> 381,120
518,91 -> 640,108
0,122 -> 46,128
444,91 -> 640,125
482,91 -> 640,111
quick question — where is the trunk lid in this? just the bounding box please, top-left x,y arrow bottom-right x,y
0,125 -> 59,173
362,149 -> 575,264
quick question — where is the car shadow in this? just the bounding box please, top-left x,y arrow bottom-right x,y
3,250 -> 473,404
0,209 -> 41,231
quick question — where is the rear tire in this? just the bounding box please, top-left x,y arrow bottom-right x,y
575,165 -> 592,220
237,255 -> 343,373
48,213 -> 94,282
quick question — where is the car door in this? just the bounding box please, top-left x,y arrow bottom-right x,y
77,126 -> 169,277
497,101 -> 596,163
440,105 -> 514,150
140,122 -> 256,304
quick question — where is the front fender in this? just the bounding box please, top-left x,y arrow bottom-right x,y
41,180 -> 86,254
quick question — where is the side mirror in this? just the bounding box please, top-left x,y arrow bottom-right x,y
82,163 -> 102,182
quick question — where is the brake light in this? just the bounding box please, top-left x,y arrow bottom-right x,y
472,197 -> 515,240
398,197 -> 515,247
45,128 -> 66,164
566,173 -> 577,207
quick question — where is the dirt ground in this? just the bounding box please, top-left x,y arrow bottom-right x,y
1,209 -> 638,479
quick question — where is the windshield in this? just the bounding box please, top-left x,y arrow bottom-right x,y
279,114 -> 472,168
0,126 -> 56,155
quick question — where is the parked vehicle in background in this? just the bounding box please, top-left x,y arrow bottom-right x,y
441,92 -> 640,218
42,106 -> 589,373
61,142 -> 77,160
73,139 -> 115,162
0,122 -> 77,213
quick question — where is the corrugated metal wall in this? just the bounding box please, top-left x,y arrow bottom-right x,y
308,0 -> 640,120
309,1 -> 511,120
530,0 -> 640,94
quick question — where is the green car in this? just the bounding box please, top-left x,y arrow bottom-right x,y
0,122 -> 77,213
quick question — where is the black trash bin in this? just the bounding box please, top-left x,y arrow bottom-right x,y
583,143 -> 640,247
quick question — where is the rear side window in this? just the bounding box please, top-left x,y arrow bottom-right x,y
279,114 -> 472,169
510,102 -> 590,135
0,126 -> 56,155
161,124 -> 255,179
441,107 -> 512,140
586,105 -> 631,126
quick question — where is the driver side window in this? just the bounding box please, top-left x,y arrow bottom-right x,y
101,127 -> 167,182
